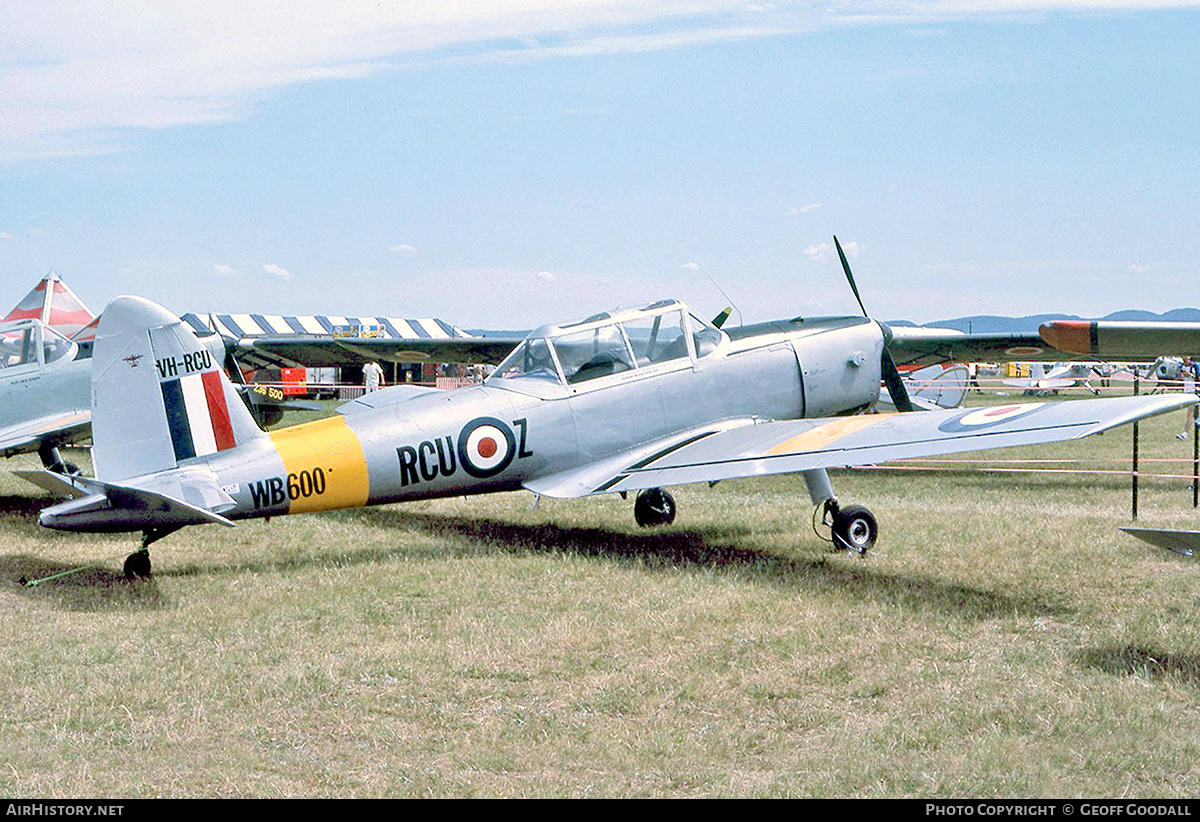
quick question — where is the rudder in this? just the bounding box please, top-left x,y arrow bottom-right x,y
91,296 -> 265,481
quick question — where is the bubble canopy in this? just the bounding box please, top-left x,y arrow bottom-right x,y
487,300 -> 724,389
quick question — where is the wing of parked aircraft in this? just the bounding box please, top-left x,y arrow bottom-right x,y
525,394 -> 1195,498
1120,526 -> 1200,557
1040,321 -> 1200,357
885,326 -> 1078,367
0,410 -> 91,459
232,334 -> 523,369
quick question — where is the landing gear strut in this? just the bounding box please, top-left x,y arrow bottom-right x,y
123,526 -> 182,580
823,499 -> 878,555
634,487 -> 676,527
803,468 -> 877,555
38,442 -> 80,476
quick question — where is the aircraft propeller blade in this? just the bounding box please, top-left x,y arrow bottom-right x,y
834,236 -> 868,317
881,348 -> 915,413
833,235 -> 915,413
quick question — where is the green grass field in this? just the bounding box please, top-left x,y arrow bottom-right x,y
3,391 -> 1200,797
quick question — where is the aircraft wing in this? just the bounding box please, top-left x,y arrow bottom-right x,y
885,327 -> 1072,367
1120,527 -> 1200,557
1040,321 -> 1200,358
525,394 -> 1195,499
0,409 -> 91,458
234,336 -> 523,369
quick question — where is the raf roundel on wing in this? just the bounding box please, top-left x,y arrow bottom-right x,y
936,404 -> 1046,433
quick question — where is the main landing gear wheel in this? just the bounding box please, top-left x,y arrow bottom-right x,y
123,549 -> 151,580
634,488 -> 676,527
830,504 -> 878,555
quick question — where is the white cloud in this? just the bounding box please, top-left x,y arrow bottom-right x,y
0,231 -> 13,240
213,264 -> 236,276
390,244 -> 417,254
804,240 -> 858,262
261,263 -> 293,280
679,261 -> 700,270
5,1 -> 1190,161
787,203 -> 821,216
535,270 -> 557,282
1129,263 -> 1149,275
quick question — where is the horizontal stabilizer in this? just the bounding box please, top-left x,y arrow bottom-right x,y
1120,527 -> 1200,557
16,470 -> 236,533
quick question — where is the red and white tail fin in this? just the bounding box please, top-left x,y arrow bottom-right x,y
91,296 -> 264,481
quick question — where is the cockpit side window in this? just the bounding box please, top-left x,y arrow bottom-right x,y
622,311 -> 690,366
491,338 -> 562,383
554,324 -> 635,384
0,329 -> 33,368
41,327 -> 76,365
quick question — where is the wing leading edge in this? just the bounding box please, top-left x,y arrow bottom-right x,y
526,394 -> 1196,499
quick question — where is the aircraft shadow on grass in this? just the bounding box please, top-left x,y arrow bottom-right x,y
322,508 -> 1068,622
0,493 -> 54,519
5,506 -> 1065,621
1077,645 -> 1200,688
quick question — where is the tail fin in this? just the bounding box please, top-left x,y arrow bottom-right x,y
91,296 -> 265,481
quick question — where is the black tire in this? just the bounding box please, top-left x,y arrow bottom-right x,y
123,550 -> 152,580
634,488 -> 677,527
831,504 -> 878,554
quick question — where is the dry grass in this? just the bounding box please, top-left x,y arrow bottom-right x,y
3,393 -> 1200,797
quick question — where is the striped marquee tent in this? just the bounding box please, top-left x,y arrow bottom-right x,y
3,272 -> 96,338
179,312 -> 482,373
180,312 -> 471,341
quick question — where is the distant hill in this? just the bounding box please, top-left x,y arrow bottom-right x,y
890,308 -> 1200,334
474,308 -> 1200,338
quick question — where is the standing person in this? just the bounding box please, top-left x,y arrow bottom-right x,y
363,361 -> 385,393
1178,356 -> 1199,439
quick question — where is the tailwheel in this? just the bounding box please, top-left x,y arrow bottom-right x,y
830,503 -> 878,555
634,488 -> 676,527
123,549 -> 152,580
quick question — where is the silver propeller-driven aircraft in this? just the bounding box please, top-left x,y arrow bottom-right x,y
1,273 -> 99,472
18,287 -> 1197,579
0,315 -> 92,472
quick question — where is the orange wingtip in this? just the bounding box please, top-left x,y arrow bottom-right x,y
1039,321 -> 1095,355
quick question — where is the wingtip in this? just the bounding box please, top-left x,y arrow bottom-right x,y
1039,320 -> 1095,355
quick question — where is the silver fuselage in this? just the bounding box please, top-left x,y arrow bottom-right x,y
185,314 -> 885,521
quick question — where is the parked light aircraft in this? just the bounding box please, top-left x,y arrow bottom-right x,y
18,285 -> 1196,579
0,316 -> 92,472
880,363 -> 970,412
1002,362 -> 1104,396
1,273 -> 100,472
0,271 -> 508,468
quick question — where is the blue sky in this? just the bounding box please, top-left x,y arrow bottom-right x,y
2,1 -> 1198,328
